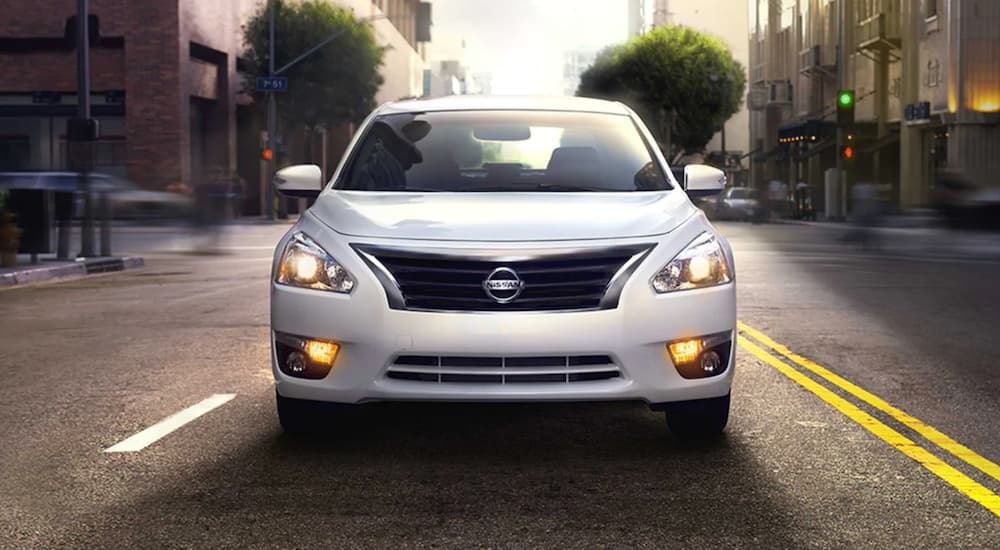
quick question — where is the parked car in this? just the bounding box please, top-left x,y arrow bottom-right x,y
268,96 -> 736,439
0,172 -> 193,220
715,186 -> 762,221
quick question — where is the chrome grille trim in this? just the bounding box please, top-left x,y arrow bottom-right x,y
385,354 -> 622,384
353,244 -> 654,313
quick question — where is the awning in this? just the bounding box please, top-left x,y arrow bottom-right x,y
778,119 -> 836,142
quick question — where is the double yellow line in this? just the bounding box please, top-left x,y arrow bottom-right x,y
738,321 -> 1000,517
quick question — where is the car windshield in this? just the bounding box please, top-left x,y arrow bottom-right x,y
338,110 -> 671,192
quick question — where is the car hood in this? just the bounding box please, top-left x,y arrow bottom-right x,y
310,190 -> 697,242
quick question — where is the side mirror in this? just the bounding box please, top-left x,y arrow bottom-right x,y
683,164 -> 726,198
274,164 -> 323,199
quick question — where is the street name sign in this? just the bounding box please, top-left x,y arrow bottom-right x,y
256,77 -> 289,92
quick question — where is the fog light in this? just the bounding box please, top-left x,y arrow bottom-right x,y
700,350 -> 722,374
305,340 -> 339,365
667,331 -> 733,380
668,339 -> 702,365
287,351 -> 307,374
274,332 -> 340,379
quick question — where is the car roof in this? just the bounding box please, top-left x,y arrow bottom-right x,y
378,95 -> 633,116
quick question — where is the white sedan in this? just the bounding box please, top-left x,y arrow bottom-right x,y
270,96 -> 736,438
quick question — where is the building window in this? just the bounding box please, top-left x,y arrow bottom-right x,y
925,0 -> 940,33
0,135 -> 30,170
58,137 -> 127,170
926,0 -> 938,18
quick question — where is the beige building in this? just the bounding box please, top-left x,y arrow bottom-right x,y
748,0 -> 1000,211
647,0 -> 751,170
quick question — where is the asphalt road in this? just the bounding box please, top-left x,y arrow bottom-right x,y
1,221 -> 999,549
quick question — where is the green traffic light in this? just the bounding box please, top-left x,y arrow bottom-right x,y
838,90 -> 854,107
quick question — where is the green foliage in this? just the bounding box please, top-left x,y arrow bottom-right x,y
243,0 -> 385,129
480,141 -> 503,165
577,25 -> 747,154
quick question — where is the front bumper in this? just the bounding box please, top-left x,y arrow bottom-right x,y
270,214 -> 736,406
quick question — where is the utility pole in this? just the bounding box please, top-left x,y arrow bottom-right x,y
267,0 -> 277,220
70,0 -> 98,256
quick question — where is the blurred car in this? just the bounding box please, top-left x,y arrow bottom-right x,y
931,172 -> 1000,230
0,172 -> 192,220
715,186 -> 762,221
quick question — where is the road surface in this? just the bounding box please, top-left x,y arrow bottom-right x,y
1,221 -> 998,548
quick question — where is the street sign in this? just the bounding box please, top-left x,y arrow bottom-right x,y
256,77 -> 288,92
904,101 -> 931,124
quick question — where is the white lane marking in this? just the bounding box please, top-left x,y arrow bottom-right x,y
104,394 -> 236,453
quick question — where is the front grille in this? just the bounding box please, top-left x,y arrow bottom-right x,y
386,354 -> 622,384
354,244 -> 651,312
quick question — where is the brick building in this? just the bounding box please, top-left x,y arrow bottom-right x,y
0,0 -> 260,189
0,0 -> 430,214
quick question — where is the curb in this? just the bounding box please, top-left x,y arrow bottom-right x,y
0,256 -> 144,288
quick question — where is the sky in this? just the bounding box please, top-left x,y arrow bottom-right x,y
428,0 -> 631,95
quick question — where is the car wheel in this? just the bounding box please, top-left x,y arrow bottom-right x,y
276,392 -> 323,434
665,393 -> 730,439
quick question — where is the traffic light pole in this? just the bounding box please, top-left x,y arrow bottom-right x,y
835,0 -> 844,220
262,9 -> 400,220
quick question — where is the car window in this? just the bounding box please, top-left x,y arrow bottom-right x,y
338,110 -> 671,192
729,188 -> 748,199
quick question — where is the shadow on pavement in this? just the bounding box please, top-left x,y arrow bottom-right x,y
56,402 -> 806,548
724,221 -> 1000,463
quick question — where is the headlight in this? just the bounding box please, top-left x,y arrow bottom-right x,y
652,232 -> 731,293
276,232 -> 355,293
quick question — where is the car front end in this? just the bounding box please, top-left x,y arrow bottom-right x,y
271,211 -> 735,407
269,96 -> 736,437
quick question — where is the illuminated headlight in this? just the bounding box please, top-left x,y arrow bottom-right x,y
276,232 -> 355,293
652,232 -> 731,293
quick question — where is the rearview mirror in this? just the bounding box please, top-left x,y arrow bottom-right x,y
473,125 -> 531,141
683,165 -> 726,198
274,164 -> 323,199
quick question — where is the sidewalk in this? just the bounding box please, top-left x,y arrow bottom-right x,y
0,256 -> 144,288
779,218 -> 1000,261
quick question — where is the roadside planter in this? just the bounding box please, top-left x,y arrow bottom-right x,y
0,192 -> 23,267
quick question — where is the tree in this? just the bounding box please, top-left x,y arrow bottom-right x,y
577,25 -> 746,156
243,0 -> 385,133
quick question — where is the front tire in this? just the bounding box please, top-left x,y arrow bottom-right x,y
665,393 -> 730,439
276,392 -> 323,434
